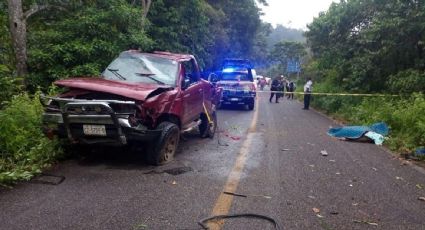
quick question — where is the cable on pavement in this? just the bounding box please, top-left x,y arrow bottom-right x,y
198,213 -> 281,230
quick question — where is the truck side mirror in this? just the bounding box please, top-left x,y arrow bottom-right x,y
182,78 -> 191,90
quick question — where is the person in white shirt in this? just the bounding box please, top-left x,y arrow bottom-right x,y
303,77 -> 313,110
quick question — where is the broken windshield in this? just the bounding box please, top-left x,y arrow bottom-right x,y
102,52 -> 178,86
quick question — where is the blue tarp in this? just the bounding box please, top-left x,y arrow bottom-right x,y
327,122 -> 389,139
416,148 -> 425,155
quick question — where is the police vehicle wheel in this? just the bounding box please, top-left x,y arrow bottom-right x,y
199,112 -> 217,138
145,122 -> 180,165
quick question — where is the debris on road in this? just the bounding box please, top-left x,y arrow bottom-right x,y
309,164 -> 315,167
316,214 -> 324,218
400,160 -> 411,166
224,191 -> 247,198
222,131 -> 241,141
280,148 -> 292,151
327,122 -> 389,145
29,173 -> 65,185
330,211 -> 339,215
395,176 -> 404,181
418,197 -> 425,201
308,195 -> 316,199
329,159 -> 336,162
312,207 -> 320,213
336,172 -> 341,175
416,184 -> 423,189
223,191 -> 272,199
198,213 -> 281,230
172,181 -> 177,185
352,203 -> 359,206
372,167 -> 378,171
321,150 -> 328,156
353,220 -> 379,226
164,166 -> 193,175
133,223 -> 148,230
143,166 -> 193,175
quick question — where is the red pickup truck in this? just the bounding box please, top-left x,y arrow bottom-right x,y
42,50 -> 221,165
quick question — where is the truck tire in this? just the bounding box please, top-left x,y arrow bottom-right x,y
145,122 -> 180,165
199,112 -> 217,139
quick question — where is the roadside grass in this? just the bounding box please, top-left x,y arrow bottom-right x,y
0,92 -> 63,186
309,83 -> 425,154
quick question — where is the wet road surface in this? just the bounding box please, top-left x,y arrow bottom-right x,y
1,93 -> 425,230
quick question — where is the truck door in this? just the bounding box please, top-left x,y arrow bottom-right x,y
181,59 -> 203,125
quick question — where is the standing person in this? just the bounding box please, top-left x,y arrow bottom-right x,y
277,77 -> 285,100
269,76 -> 281,103
303,77 -> 313,109
287,80 -> 296,100
259,77 -> 267,90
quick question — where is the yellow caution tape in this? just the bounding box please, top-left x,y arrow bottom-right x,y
202,102 -> 212,124
219,88 -> 398,97
273,91 -> 399,97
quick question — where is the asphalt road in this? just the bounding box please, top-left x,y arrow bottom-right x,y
1,92 -> 425,230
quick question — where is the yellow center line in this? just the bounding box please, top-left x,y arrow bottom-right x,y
208,98 -> 259,229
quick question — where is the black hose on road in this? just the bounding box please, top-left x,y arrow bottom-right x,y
198,213 -> 281,230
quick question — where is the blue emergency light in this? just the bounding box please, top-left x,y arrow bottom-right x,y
222,67 -> 235,73
222,67 -> 248,73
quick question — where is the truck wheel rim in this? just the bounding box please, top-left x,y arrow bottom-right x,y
209,121 -> 215,134
162,133 -> 178,162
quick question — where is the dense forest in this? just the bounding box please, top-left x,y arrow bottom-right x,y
0,0 -> 424,184
1,0 -> 277,92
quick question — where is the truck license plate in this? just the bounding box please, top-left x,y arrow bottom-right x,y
83,125 -> 106,136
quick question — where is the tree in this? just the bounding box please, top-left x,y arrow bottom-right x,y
27,0 -> 152,90
7,0 -> 66,86
269,41 -> 306,74
305,0 -> 425,93
140,0 -> 152,30
7,0 -> 28,78
148,0 -> 219,67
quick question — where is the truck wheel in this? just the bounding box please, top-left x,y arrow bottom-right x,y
145,122 -> 180,165
199,112 -> 217,138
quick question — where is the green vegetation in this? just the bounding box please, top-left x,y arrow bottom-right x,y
0,92 -> 63,185
304,0 -> 425,153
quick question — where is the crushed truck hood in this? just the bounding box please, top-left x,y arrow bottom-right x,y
55,77 -> 173,101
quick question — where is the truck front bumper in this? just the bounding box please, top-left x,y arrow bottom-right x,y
221,93 -> 255,105
42,100 -> 161,145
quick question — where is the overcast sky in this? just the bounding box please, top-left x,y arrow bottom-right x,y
259,0 -> 338,30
